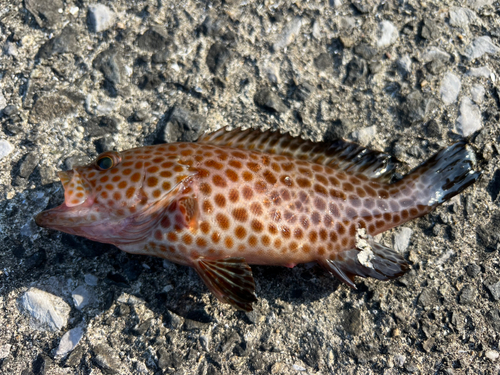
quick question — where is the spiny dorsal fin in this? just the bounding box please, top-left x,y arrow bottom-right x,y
199,127 -> 397,183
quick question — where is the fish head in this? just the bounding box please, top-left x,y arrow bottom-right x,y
35,146 -> 191,243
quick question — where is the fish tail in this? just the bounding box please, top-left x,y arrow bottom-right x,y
398,141 -> 481,207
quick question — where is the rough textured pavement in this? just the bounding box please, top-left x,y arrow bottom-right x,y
1,0 -> 500,374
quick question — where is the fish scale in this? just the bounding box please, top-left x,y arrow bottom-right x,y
36,128 -> 481,311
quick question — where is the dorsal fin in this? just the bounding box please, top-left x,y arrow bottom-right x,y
199,127 -> 396,183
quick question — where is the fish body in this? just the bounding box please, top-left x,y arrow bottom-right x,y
36,128 -> 481,311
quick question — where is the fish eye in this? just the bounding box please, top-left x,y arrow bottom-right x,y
95,152 -> 121,171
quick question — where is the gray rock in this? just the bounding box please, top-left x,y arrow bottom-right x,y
92,47 -> 125,87
2,104 -> 17,117
0,140 -> 13,159
29,94 -> 75,123
470,84 -> 485,104
25,0 -> 63,28
421,17 -> 440,40
157,347 -> 182,370
477,213 -> 500,250
136,27 -> 172,52
376,20 -> 398,48
440,72 -> 461,105
486,280 -> 500,301
466,66 -> 491,78
354,43 -> 378,60
486,310 -> 500,330
37,26 -> 79,59
93,344 -> 122,374
54,325 -> 85,356
426,59 -> 447,75
159,106 -> 207,143
465,36 -> 500,60
254,88 -> 288,113
421,47 -> 451,63
85,274 -> 99,286
273,17 -> 302,51
314,53 -> 333,71
402,90 -> 432,124
85,116 -> 120,137
467,0 -> 494,9
351,125 -> 376,145
88,4 -> 116,33
342,308 -> 363,335
466,264 -> 481,277
456,97 -> 482,137
449,7 -> 478,28
345,57 -> 367,85
72,285 -> 91,310
459,284 -> 477,305
394,227 -> 413,253
425,119 -> 443,138
206,43 -> 231,75
0,91 -> 6,110
417,288 -> 438,308
18,152 -> 39,179
20,288 -> 71,331
351,0 -> 376,13
324,119 -> 356,140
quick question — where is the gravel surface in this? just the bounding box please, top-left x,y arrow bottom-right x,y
1,0 -> 500,374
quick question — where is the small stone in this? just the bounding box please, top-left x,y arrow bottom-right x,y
449,7 -> 478,28
376,20 -> 398,48
342,308 -> 363,335
136,27 -> 172,52
345,57 -> 367,85
486,280 -> 500,301
206,43 -> 231,74
93,344 -> 122,374
351,125 -> 376,145
3,104 -> 17,117
0,344 -> 11,359
158,106 -> 207,143
0,91 -> 6,110
402,90 -> 432,124
55,325 -> 85,356
397,55 -> 412,76
466,264 -> 481,277
18,152 -> 39,179
459,284 -> 477,305
394,354 -> 406,367
354,43 -> 378,60
254,88 -> 288,113
20,287 -> 71,331
421,17 -> 440,40
273,17 -> 302,51
0,140 -> 14,159
485,350 -> 499,362
37,26 -> 79,59
394,227 -> 413,252
85,274 -> 99,286
25,0 -> 64,28
29,94 -> 75,123
456,97 -> 482,137
422,338 -> 435,353
93,47 -> 124,87
470,84 -> 485,104
294,82 -> 315,102
88,4 -> 115,33
157,348 -> 182,370
314,53 -> 333,71
417,288 -> 438,308
351,0 -> 376,13
85,116 -> 119,137
440,72 -> 461,105
25,249 -> 47,270
421,47 -> 451,63
72,285 -> 91,310
425,120 -> 443,138
468,0 -> 494,9
465,36 -> 499,60
466,66 -> 492,78
477,213 -> 500,250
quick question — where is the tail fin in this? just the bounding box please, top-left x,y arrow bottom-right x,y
399,141 -> 481,207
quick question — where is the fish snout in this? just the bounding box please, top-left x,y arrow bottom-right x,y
59,169 -> 93,207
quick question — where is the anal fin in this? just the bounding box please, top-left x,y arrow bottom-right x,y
194,257 -> 257,311
319,241 -> 409,288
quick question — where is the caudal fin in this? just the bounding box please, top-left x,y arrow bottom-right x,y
399,141 -> 481,207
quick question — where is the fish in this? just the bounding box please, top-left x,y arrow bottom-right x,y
35,128 -> 481,311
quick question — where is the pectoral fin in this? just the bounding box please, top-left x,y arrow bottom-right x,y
194,257 -> 257,311
319,241 -> 409,288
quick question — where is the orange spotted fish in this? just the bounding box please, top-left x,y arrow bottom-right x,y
36,128 -> 480,311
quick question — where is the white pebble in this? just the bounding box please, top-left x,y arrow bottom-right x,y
0,344 -> 11,359
377,20 -> 398,48
394,228 -> 413,253
72,285 -> 91,310
485,350 -> 499,362
440,72 -> 461,105
54,325 -> 85,357
88,4 -> 116,33
273,17 -> 302,51
84,274 -> 98,286
449,7 -> 478,28
466,66 -> 491,78
456,96 -> 482,137
470,84 -> 485,104
20,288 -> 71,331
0,140 -> 13,159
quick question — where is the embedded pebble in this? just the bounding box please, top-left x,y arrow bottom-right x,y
394,228 -> 413,253
466,66 -> 492,78
449,7 -> 478,28
273,17 -> 302,51
465,36 -> 500,60
88,4 -> 116,33
0,344 -> 11,359
20,288 -> 71,331
470,84 -> 485,104
486,280 -> 500,301
421,47 -> 451,63
0,91 -> 6,110
456,97 -> 482,137
397,55 -> 412,76
72,285 -> 91,310
486,350 -> 499,362
350,125 -> 376,145
0,140 -> 14,159
440,72 -> 461,105
54,325 -> 85,356
377,20 -> 399,48
84,274 -> 99,286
